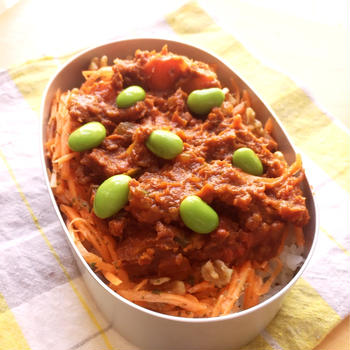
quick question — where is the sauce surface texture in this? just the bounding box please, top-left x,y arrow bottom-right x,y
46,46 -> 309,317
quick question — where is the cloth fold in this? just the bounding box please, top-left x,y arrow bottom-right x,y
0,1 -> 349,349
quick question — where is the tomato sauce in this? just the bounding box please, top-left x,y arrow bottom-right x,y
67,46 -> 309,283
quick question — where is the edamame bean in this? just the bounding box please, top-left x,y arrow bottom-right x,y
93,174 -> 131,219
68,121 -> 106,152
146,130 -> 184,160
232,147 -> 263,176
187,88 -> 225,115
116,85 -> 146,108
180,195 -> 219,234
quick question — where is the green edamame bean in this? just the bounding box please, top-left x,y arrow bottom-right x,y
93,174 -> 131,219
187,88 -> 225,115
180,195 -> 219,234
116,85 -> 146,108
146,130 -> 184,160
68,121 -> 106,152
232,147 -> 263,176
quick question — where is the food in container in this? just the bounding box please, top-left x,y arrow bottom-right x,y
41,38 -> 317,349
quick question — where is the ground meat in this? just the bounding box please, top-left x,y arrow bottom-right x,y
64,47 -> 309,282
115,220 -> 191,279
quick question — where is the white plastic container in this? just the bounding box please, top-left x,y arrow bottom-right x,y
40,38 -> 318,350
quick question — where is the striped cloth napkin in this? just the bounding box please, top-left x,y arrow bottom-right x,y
0,2 -> 349,350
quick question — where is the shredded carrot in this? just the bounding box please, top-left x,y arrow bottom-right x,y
243,268 -> 261,309
188,281 -> 215,294
211,294 -> 226,317
295,226 -> 305,247
233,101 -> 246,115
264,117 -> 274,134
230,77 -> 240,102
118,290 -> 208,313
59,93 -> 72,160
133,279 -> 148,291
102,235 -> 119,262
75,240 -> 116,274
221,262 -> 251,315
103,271 -> 123,287
243,154 -> 302,188
53,152 -> 77,164
54,175 -> 66,195
277,227 -> 289,255
242,90 -> 251,107
60,205 -> 112,262
51,91 -> 62,162
233,114 -> 243,129
259,258 -> 283,295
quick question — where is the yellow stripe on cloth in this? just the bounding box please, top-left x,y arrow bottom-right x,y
320,226 -> 350,257
0,150 -> 114,350
166,1 -> 350,193
265,279 -> 341,350
56,50 -> 83,65
8,50 -> 89,117
239,335 -> 275,350
0,293 -> 31,350
8,57 -> 60,115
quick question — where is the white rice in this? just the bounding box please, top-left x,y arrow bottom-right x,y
262,229 -> 305,302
